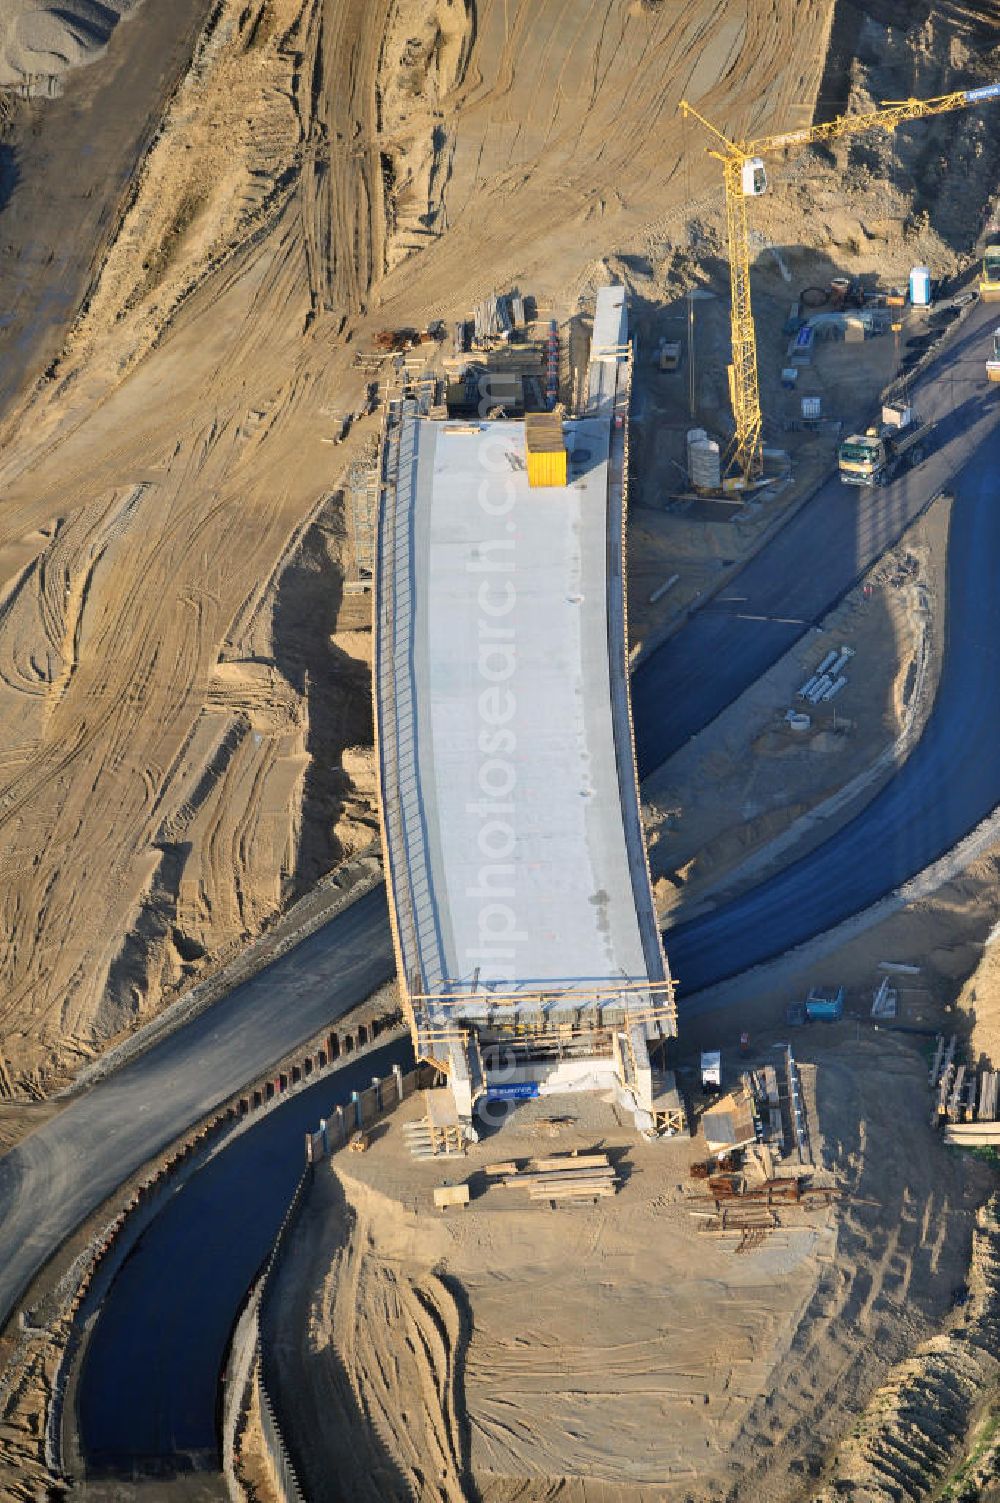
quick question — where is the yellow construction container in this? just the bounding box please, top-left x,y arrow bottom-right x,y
524,412 -> 567,488
526,448 -> 567,487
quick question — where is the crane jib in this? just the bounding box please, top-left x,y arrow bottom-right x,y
965,82 -> 1000,103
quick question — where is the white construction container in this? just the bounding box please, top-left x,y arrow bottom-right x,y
883,402 -> 912,429
909,266 -> 931,306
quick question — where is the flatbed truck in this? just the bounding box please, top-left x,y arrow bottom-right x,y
838,403 -> 931,487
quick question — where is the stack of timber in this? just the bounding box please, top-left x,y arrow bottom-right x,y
926,1036 -> 1000,1127
497,1152 -> 618,1203
944,1121 -> 1000,1148
929,1034 -> 947,1088
931,1034 -> 959,1126
473,294 -> 513,346
762,1064 -> 785,1153
937,1070 -> 1000,1139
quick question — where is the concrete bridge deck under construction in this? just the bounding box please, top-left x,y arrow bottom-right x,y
374,288 -> 681,1134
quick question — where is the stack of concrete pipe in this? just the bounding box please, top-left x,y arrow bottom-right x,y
798,645 -> 855,704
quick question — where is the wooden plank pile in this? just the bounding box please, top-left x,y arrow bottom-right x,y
944,1121 -> 1000,1147
930,1033 -> 958,1126
433,1183 -> 470,1211
762,1064 -> 785,1152
927,1035 -> 1000,1128
493,1151 -> 618,1203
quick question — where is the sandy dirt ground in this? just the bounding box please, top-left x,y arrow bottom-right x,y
624,2 -> 1000,651
643,490 -> 951,923
675,835 -> 1000,1067
2,0 -> 1000,1497
0,0 -> 846,1102
0,0 -> 997,1111
264,1058 -> 987,1502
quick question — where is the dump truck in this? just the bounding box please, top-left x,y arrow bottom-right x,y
838,402 -> 930,487
988,327 -> 1000,383
981,240 -> 1000,301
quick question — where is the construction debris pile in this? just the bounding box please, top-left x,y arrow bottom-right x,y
687,1167 -> 843,1254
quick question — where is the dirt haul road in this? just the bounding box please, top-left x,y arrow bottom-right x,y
0,0 -> 838,1099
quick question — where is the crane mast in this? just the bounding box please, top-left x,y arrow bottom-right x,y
722,156 -> 762,482
681,81 -> 1000,487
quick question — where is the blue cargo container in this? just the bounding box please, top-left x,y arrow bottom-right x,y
805,986 -> 844,1021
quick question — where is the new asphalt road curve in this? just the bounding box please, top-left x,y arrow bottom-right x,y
3,295 -> 1000,1479
76,1037 -> 412,1478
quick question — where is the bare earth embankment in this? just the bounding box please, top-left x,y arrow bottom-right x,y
0,0 -> 846,1107
263,1069 -> 988,1503
6,0 -> 1000,1490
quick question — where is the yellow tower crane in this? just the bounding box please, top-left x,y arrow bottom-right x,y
680,82 -> 1000,488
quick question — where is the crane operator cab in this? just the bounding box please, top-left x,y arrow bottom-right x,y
981,241 -> 1000,300
741,157 -> 767,196
988,326 -> 1000,383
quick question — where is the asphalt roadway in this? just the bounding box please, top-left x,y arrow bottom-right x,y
76,1037 -> 411,1476
633,296 -> 1000,775
3,297 -> 1000,1479
0,884 -> 395,1332
666,369 -> 1000,997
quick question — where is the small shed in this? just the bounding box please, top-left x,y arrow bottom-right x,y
702,1088 -> 757,1156
524,411 -> 567,488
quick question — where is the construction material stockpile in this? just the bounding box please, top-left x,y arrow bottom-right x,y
487,1151 -> 618,1202
687,1170 -> 844,1254
931,1032 -> 1000,1143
